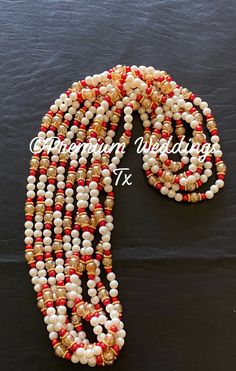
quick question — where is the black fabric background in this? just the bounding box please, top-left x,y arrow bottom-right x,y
0,1 -> 236,370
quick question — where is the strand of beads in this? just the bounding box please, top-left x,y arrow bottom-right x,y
25,65 -> 226,366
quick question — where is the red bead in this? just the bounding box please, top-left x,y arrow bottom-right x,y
161,96 -> 167,104
59,329 -> 67,337
70,343 -> 79,352
190,93 -> 196,101
75,298 -> 82,305
125,130 -> 132,137
161,132 -> 168,139
109,325 -> 118,333
96,282 -> 104,289
46,301 -> 53,308
206,114 -> 213,120
100,342 -> 107,350
103,298 -> 110,306
96,355 -> 103,366
195,125 -> 202,132
95,203 -> 102,209
65,352 -> 72,360
112,345 -> 120,354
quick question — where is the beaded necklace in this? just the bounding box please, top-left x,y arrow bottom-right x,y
24,65 -> 226,366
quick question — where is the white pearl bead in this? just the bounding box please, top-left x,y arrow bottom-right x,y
210,185 -> 219,193
175,193 -> 183,202
205,190 -> 214,199
216,179 -> 224,188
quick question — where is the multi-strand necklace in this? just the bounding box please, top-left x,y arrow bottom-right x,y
24,65 -> 226,366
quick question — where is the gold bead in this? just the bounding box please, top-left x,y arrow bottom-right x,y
103,256 -> 112,268
160,81 -> 172,94
69,256 -> 79,268
162,123 -> 173,134
54,344 -> 66,358
104,198 -> 114,209
119,135 -> 130,145
25,251 -> 34,263
103,349 -> 115,364
77,130 -> 86,141
142,98 -> 151,109
104,333 -> 115,346
44,213 -> 53,223
171,162 -> 181,172
58,125 -> 68,136
55,194 -> 64,205
37,297 -> 45,311
190,192 -> 200,203
98,288 -> 109,300
206,121 -> 216,130
33,244 -> 43,256
175,127 -> 185,136
59,152 -> 69,162
163,170 -> 173,183
42,116 -> 51,126
62,334 -> 74,347
76,303 -> 86,317
186,182 -> 196,192
63,218 -> 72,228
216,163 -> 226,173
86,261 -> 97,274
40,158 -> 50,168
43,289 -> 53,302
30,158 -> 39,170
92,165 -> 101,177
53,241 -> 62,252
148,175 -> 157,186
25,204 -> 34,215
47,168 -> 57,178
78,213 -> 89,227
45,260 -> 55,270
56,287 -> 66,298
194,133 -> 204,143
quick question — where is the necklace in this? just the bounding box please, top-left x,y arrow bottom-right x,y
24,65 -> 226,366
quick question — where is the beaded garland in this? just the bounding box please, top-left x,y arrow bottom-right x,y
24,65 -> 226,366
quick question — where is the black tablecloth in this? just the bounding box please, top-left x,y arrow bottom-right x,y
0,1 -> 236,370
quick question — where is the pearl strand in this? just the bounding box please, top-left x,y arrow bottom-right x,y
25,65 -> 226,366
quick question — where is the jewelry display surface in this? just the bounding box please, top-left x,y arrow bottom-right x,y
1,1 -> 236,370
